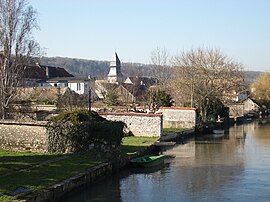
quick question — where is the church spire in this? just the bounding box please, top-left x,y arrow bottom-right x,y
108,52 -> 123,83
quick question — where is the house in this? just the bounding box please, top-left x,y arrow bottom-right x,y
22,63 -> 74,86
23,63 -> 94,96
37,76 -> 94,96
243,98 -> 260,115
234,90 -> 249,102
228,98 -> 261,121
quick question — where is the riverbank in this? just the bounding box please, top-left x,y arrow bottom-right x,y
0,136 -> 158,202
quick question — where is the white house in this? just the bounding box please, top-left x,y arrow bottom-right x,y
234,90 -> 249,102
37,76 -> 94,95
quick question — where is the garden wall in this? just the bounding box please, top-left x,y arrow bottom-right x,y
158,107 -> 197,129
0,121 -> 47,152
99,112 -> 163,137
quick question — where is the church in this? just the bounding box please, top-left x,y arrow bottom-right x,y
94,52 -> 156,104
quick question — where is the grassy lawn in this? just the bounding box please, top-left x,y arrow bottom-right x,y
0,136 -> 158,201
163,128 -> 189,135
121,136 -> 159,156
0,150 -> 103,202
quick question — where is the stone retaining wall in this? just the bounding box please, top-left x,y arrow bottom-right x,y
18,163 -> 113,202
0,121 -> 47,152
99,112 -> 163,137
158,107 -> 197,129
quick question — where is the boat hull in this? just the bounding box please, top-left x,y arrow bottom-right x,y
130,155 -> 165,168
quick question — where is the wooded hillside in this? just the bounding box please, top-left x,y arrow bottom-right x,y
39,56 -> 262,84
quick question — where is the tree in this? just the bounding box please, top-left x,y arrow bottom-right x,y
104,88 -> 119,106
0,0 -> 40,119
171,47 -> 244,122
147,89 -> 173,108
150,47 -> 172,87
250,72 -> 270,106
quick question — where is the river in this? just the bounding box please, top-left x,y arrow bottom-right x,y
62,122 -> 270,202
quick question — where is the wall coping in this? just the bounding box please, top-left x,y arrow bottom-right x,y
0,120 -> 47,126
98,112 -> 163,117
159,107 -> 197,111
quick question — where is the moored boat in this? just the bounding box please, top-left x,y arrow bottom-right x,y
212,129 -> 224,134
130,154 -> 165,167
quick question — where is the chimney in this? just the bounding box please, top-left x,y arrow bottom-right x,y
45,66 -> 50,78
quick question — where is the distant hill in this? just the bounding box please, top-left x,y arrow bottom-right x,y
39,56 -> 262,84
39,56 -> 153,79
40,57 -> 110,79
243,71 -> 262,85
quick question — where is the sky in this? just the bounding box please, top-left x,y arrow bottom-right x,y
28,0 -> 270,71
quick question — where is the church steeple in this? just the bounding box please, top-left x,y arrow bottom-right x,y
107,52 -> 123,83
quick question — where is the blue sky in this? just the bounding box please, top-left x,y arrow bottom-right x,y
29,0 -> 270,71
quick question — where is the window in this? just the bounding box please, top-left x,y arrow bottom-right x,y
77,83 -> 81,91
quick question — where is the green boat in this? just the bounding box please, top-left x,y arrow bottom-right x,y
130,154 -> 165,167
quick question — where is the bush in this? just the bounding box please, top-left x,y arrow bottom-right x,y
46,110 -> 125,153
49,109 -> 106,123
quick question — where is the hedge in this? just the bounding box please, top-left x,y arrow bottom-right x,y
46,110 -> 125,153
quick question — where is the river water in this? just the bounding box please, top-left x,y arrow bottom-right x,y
62,122 -> 270,202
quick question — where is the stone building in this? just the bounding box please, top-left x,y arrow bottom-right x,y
95,52 -> 156,103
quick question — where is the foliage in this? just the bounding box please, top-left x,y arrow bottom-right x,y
147,89 -> 174,107
104,88 -> 119,106
0,0 -> 40,119
57,93 -> 89,111
205,98 -> 229,121
47,110 -> 125,153
251,72 -> 270,107
49,109 -> 105,123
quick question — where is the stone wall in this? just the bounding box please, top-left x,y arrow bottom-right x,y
158,107 -> 196,129
0,121 -> 47,152
99,112 -> 163,137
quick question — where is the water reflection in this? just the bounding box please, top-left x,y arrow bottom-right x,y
63,122 -> 270,202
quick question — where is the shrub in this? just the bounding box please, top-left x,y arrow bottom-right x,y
49,109 -> 106,123
46,110 -> 125,153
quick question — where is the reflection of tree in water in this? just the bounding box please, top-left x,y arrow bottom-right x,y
251,123 -> 270,146
163,124 -> 247,194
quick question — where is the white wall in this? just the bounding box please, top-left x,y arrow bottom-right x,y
158,107 -> 197,129
38,81 -> 91,95
99,112 -> 163,137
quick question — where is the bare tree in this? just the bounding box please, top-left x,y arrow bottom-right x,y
150,47 -> 172,87
0,0 -> 39,119
171,47 -> 244,122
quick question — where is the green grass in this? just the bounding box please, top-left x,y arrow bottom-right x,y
0,150 -> 103,202
162,128 -> 188,135
0,136 -> 159,201
121,136 -> 159,156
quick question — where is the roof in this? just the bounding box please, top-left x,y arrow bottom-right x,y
14,87 -> 71,103
37,76 -> 92,83
124,76 -> 157,87
23,63 -> 74,79
110,52 -> 121,67
119,83 -> 147,101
